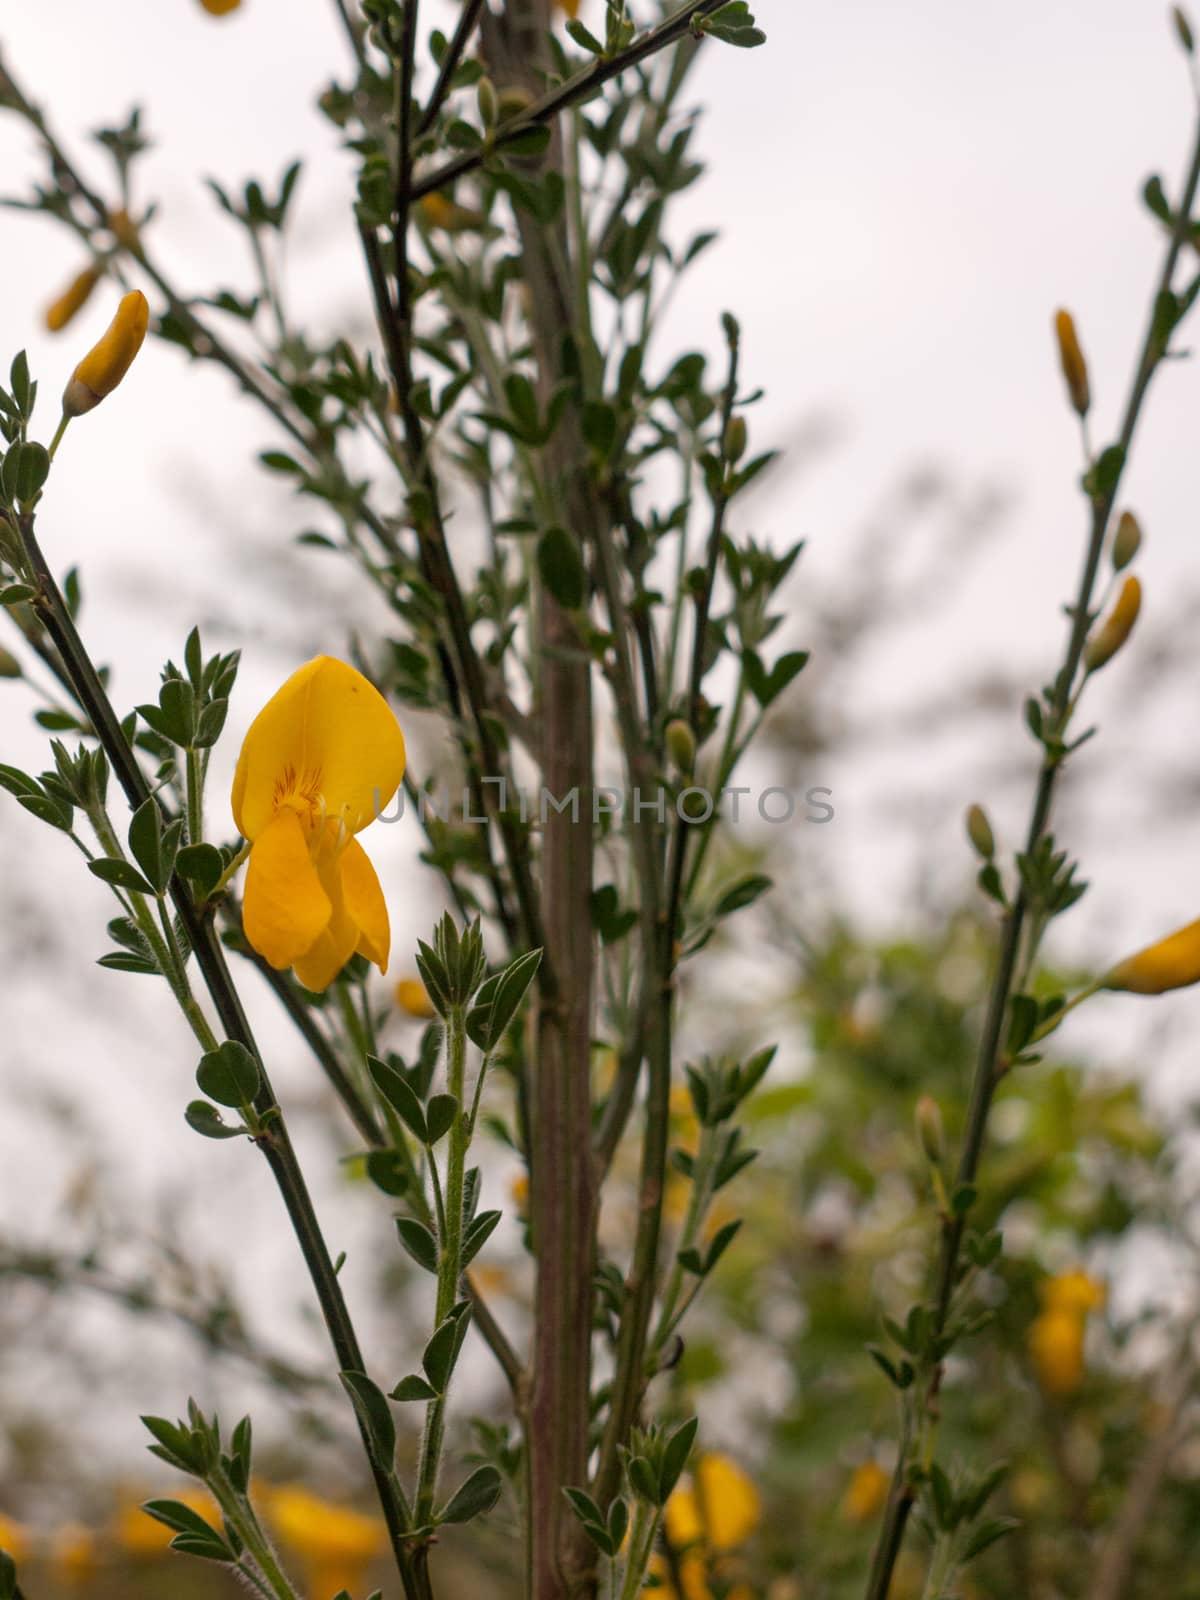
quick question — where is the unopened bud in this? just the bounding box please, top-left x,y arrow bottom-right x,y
1054,309 -> 1090,418
965,803 -> 995,860
477,76 -> 498,129
198,0 -> 242,14
0,648 -> 21,679
1112,510 -> 1142,571
61,290 -> 149,418
45,267 -> 100,334
914,1095 -> 944,1165
724,415 -> 747,463
497,86 -> 536,122
664,718 -> 696,774
1084,575 -> 1141,672
1174,5 -> 1195,52
108,208 -> 142,253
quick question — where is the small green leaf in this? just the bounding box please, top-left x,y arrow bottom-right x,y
461,1208 -> 502,1267
390,1373 -> 438,1402
88,857 -> 156,896
196,1040 -> 262,1108
537,526 -> 586,610
184,1100 -> 247,1140
425,1093 -> 458,1144
368,1054 -> 427,1142
438,1465 -> 502,1525
396,1216 -> 439,1274
339,1370 -> 396,1470
659,1416 -> 698,1501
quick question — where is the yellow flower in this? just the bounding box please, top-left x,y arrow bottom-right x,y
262,1483 -> 384,1596
1104,916 -> 1200,995
0,1512 -> 30,1563
1028,1307 -> 1085,1395
555,0 -> 582,16
1084,575 -> 1141,672
509,1171 -> 530,1218
1054,308 -> 1090,417
1041,1269 -> 1106,1316
51,1523 -> 100,1584
45,266 -> 100,332
61,290 -> 149,417
198,0 -> 243,13
394,975 -> 436,1019
665,1453 -> 761,1553
232,656 -> 405,992
417,193 -> 488,233
841,1459 -> 890,1524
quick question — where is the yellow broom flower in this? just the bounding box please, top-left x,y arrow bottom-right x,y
262,1484 -> 385,1598
198,0 -> 243,14
1084,575 -> 1141,672
45,266 -> 100,333
1028,1307 -> 1086,1395
232,657 -> 405,992
1104,916 -> 1200,995
417,193 -> 488,233
555,0 -> 582,16
841,1460 -> 890,1524
665,1453 -> 761,1553
394,975 -> 436,1018
0,1513 -> 30,1564
1054,308 -> 1090,417
51,1523 -> 100,1585
1041,1268 -> 1106,1316
61,290 -> 149,417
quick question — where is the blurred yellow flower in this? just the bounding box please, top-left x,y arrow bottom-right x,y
62,289 -> 149,417
1028,1308 -> 1085,1395
263,1484 -> 385,1596
841,1459 -> 890,1523
510,1170 -> 530,1219
0,1512 -> 30,1563
51,1523 -> 99,1584
198,0 -> 243,13
232,656 -> 405,991
1054,307 -> 1090,417
45,266 -> 100,332
1105,917 -> 1200,996
665,1453 -> 761,1553
1040,1269 -> 1106,1316
394,975 -> 435,1019
417,193 -> 488,233
1084,575 -> 1141,672
555,0 -> 582,16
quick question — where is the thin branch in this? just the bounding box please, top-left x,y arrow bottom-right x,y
418,0 -> 488,136
864,109 -> 1200,1600
410,0 -> 732,202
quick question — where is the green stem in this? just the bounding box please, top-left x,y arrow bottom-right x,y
617,1503 -> 660,1600
649,1123 -> 717,1355
185,746 -> 203,848
47,412 -> 70,462
208,1475 -> 299,1600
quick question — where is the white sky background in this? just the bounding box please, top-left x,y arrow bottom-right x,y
1,0 -> 1200,1488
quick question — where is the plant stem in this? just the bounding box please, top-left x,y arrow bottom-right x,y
863,108 -> 1200,1600
208,1475 -> 299,1600
16,514 -> 422,1600
417,0 -> 488,135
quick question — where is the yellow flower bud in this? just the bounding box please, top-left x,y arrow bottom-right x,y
394,976 -> 435,1019
61,290 -> 149,417
665,717 -> 697,774
0,648 -> 21,679
964,803 -> 994,860
724,414 -> 748,462
199,0 -> 243,14
417,193 -> 487,234
1104,915 -> 1200,995
1111,510 -> 1142,572
841,1460 -> 890,1524
45,266 -> 100,333
1028,1307 -> 1085,1395
1054,308 -> 1090,417
914,1095 -> 944,1165
1084,575 -> 1141,672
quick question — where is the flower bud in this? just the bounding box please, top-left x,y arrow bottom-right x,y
724,415 -> 747,463
1111,510 -> 1142,572
199,0 -> 242,14
45,267 -> 100,333
1174,6 -> 1195,52
914,1094 -> 944,1165
0,648 -> 21,680
664,718 -> 696,774
1104,915 -> 1200,995
1084,575 -> 1141,672
965,803 -> 995,860
1054,309 -> 1090,417
108,209 -> 142,253
61,291 -> 149,417
553,0 -> 581,17
394,976 -> 436,1019
477,76 -> 498,129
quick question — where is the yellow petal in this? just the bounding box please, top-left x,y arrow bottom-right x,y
342,837 -> 390,972
1105,916 -> 1200,995
291,835 -> 360,992
665,1454 -> 761,1553
232,656 -> 406,843
243,809 -> 332,970
62,290 -> 149,415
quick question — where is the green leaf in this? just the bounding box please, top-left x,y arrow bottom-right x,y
368,1054 -> 427,1142
461,1208 -> 502,1267
339,1370 -> 396,1470
465,948 -> 543,1052
425,1093 -> 458,1144
714,874 -> 772,918
0,584 -> 35,606
0,1549 -> 15,1600
88,857 -> 156,896
396,1216 -> 439,1274
170,1530 -> 237,1562
390,1373 -> 438,1402
142,1500 -> 221,1539
176,842 -> 224,897
422,1309 -> 470,1393
961,1516 -> 1021,1562
438,1464 -> 502,1525
184,1100 -> 247,1140
537,526 -> 585,610
659,1416 -> 698,1501
196,1040 -> 262,1108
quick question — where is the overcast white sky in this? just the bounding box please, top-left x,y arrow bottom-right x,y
1,0 -> 1200,1478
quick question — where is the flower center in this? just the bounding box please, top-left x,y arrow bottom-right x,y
273,762 -> 325,829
